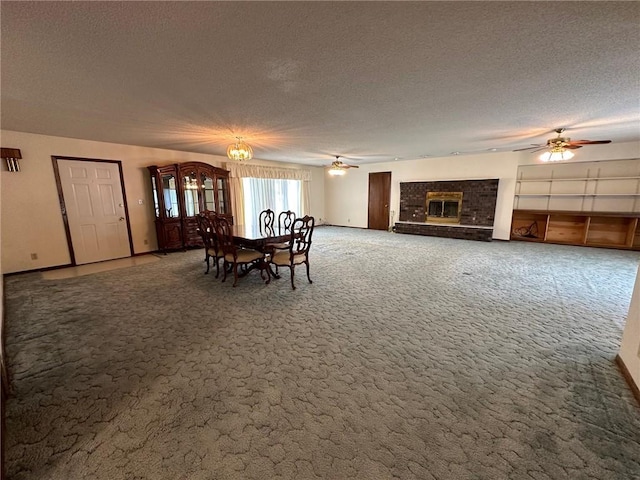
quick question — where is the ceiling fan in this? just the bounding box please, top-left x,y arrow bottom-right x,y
513,128 -> 611,162
327,156 -> 359,176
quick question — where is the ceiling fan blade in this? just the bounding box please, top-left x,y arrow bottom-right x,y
564,145 -> 583,150
345,165 -> 359,169
513,144 -> 544,152
529,147 -> 550,153
568,140 -> 612,145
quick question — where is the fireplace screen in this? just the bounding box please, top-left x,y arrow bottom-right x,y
426,192 -> 463,223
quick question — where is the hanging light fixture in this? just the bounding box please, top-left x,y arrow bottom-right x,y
226,137 -> 253,161
540,146 -> 574,162
328,165 -> 346,176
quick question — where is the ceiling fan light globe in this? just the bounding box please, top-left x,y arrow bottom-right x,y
540,149 -> 574,162
328,168 -> 346,176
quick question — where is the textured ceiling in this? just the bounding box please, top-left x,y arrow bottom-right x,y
1,1 -> 639,166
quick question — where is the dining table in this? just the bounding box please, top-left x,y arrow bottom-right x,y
229,223 -> 292,280
231,223 -> 291,252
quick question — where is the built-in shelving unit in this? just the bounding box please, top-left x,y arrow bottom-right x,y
511,159 -> 640,250
511,210 -> 640,250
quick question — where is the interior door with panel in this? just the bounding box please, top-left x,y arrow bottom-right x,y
56,158 -> 132,265
368,171 -> 392,230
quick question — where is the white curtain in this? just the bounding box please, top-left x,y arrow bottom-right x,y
229,176 -> 245,226
226,163 -> 311,225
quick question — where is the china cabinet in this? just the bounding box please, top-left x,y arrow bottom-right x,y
148,162 -> 232,251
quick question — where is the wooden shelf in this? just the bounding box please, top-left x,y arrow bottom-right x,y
515,193 -> 640,197
517,176 -> 640,182
511,210 -> 640,250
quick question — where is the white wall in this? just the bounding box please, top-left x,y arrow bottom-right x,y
0,130 -> 324,274
324,141 -> 640,240
620,264 -> 640,392
325,151 -> 520,239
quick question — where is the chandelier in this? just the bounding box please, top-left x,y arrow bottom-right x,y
227,137 -> 253,161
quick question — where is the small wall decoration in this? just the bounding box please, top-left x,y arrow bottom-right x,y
1,148 -> 22,172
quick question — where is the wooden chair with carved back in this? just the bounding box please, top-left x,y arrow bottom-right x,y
213,216 -> 269,287
269,215 -> 315,290
196,211 -> 222,278
258,209 -> 275,237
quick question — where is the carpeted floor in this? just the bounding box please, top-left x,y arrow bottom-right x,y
4,226 -> 640,480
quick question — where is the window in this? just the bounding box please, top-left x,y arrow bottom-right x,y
242,178 -> 302,225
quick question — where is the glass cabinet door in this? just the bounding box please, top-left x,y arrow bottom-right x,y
217,177 -> 228,214
161,174 -> 179,218
183,170 -> 200,217
202,173 -> 215,211
151,176 -> 160,218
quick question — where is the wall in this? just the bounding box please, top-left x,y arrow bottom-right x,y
325,152 -> 518,239
399,179 -> 498,225
324,141 -> 640,240
619,264 -> 640,394
0,130 -> 325,274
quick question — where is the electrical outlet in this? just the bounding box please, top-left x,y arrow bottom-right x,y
30,253 -> 38,260
138,199 -> 144,205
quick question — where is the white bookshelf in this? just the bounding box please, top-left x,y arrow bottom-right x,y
514,159 -> 640,212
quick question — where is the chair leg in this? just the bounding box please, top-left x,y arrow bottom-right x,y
232,263 -> 239,287
290,265 -> 296,290
214,257 -> 220,278
305,261 -> 312,284
221,261 -> 228,283
261,260 -> 271,284
204,254 -> 210,274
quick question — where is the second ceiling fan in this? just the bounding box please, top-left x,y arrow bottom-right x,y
328,156 -> 359,176
514,128 -> 611,161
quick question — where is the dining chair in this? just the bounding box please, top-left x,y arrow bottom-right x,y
196,212 -> 222,277
269,215 -> 315,290
267,210 -> 297,253
213,216 -> 269,287
258,209 -> 275,236
278,210 -> 296,233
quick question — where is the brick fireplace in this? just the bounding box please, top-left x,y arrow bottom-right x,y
395,179 -> 499,241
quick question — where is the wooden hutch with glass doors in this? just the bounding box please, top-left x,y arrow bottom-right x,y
148,162 -> 232,251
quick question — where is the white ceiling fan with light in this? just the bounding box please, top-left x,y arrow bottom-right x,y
513,128 -> 612,162
327,156 -> 360,176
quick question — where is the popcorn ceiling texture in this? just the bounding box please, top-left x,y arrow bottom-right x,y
4,227 -> 640,479
1,2 -> 639,162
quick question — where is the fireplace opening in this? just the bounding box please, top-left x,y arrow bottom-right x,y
426,192 -> 463,223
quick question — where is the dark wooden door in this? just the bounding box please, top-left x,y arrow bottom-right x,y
368,172 -> 392,230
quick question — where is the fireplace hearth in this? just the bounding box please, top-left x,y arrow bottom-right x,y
396,179 -> 499,242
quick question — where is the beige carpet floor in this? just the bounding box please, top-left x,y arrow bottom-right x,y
4,227 -> 640,479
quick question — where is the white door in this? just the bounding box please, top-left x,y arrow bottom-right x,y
58,159 -> 131,265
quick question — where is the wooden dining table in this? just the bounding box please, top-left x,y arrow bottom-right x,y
229,224 -> 292,280
231,224 -> 291,252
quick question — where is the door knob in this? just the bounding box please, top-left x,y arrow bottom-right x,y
119,217 -> 125,221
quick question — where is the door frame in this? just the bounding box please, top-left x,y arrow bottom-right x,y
368,171 -> 392,230
52,156 -> 134,266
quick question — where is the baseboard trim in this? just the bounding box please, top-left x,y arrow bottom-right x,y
615,354 -> 640,406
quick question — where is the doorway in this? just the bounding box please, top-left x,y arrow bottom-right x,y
53,157 -> 133,265
368,171 -> 392,230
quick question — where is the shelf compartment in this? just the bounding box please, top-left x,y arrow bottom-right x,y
586,216 -> 638,247
510,212 -> 548,241
546,214 -> 588,244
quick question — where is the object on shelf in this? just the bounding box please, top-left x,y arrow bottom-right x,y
511,210 -> 640,250
512,222 -> 539,239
